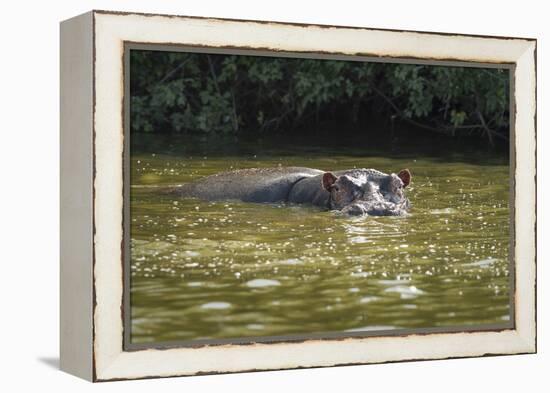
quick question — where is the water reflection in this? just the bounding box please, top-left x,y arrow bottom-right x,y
246,279 -> 281,288
130,139 -> 511,344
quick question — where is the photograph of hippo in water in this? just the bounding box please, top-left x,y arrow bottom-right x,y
128,48 -> 512,346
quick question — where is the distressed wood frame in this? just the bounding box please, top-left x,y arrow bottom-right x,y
60,10 -> 537,382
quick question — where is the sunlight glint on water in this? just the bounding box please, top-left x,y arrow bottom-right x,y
130,137 -> 511,344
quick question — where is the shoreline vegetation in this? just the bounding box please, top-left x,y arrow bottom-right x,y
130,50 -> 510,149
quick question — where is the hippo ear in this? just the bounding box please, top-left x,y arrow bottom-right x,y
397,169 -> 411,188
322,172 -> 338,191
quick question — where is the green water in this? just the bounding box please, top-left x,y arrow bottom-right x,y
129,135 -> 511,344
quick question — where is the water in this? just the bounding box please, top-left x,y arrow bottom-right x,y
129,134 -> 511,344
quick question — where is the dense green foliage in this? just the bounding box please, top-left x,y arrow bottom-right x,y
130,50 -> 510,146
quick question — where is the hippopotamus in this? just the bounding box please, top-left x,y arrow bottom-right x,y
170,166 -> 412,216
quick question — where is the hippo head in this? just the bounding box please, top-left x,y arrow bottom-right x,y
322,168 -> 412,216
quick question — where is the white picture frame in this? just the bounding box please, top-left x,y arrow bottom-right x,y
60,10 -> 536,382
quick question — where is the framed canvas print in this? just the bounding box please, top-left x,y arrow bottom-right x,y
60,10 -> 537,382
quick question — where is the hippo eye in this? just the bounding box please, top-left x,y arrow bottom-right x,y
331,185 -> 339,192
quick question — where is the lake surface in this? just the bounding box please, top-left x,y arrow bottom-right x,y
129,134 -> 511,344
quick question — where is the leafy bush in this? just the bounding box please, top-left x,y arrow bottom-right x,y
130,50 -> 509,146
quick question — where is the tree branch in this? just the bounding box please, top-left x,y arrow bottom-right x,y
157,58 -> 191,86
371,86 -> 449,135
206,55 -> 221,96
372,86 -> 508,142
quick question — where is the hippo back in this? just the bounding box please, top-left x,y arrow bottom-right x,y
176,167 -> 323,203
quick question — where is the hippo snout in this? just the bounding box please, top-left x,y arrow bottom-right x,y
340,199 -> 411,217
341,203 -> 368,216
